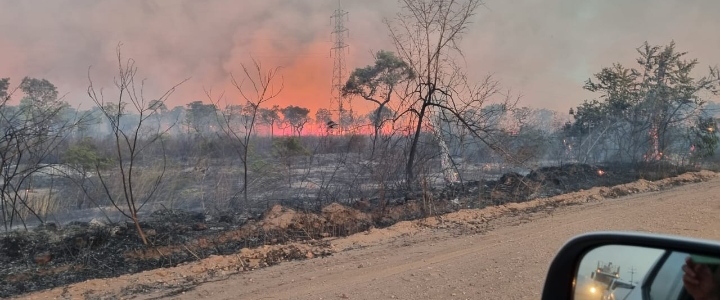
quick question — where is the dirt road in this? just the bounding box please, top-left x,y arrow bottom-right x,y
22,174 -> 720,299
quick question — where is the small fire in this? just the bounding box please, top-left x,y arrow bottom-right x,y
597,169 -> 605,176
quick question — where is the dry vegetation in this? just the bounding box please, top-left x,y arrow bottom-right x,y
0,164 -> 713,297
1,0 -> 720,298
8,170 -> 717,299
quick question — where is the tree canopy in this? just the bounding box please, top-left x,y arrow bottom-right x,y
566,41 -> 720,163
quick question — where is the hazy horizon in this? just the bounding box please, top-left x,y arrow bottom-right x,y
1,0 -> 718,115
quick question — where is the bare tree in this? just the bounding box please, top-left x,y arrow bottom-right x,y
0,77 -> 78,231
209,59 -> 283,208
315,108 -> 334,131
87,45 -> 185,245
386,0 -> 515,185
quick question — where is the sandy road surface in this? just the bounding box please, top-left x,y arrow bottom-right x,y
23,175 -> 720,300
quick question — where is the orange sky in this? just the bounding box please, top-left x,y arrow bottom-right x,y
208,19 -> 375,119
1,0 -> 719,118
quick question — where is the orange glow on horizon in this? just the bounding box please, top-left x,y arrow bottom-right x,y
177,36 -> 376,122
253,118 -> 414,138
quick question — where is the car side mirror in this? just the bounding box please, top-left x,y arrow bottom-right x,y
541,232 -> 720,300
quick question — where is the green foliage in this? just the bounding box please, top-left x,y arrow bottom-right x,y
197,138 -> 220,156
63,138 -> 112,171
0,78 -> 9,99
102,102 -> 126,120
20,77 -> 59,106
148,99 -> 167,112
280,106 -> 310,136
343,50 -> 415,101
272,136 -> 309,158
259,105 -> 280,125
566,41 -> 720,162
247,144 -> 278,175
271,136 -> 309,187
0,77 -> 81,229
367,106 -> 395,128
343,50 -> 413,130
17,77 -> 69,128
690,117 -> 719,161
185,100 -> 217,133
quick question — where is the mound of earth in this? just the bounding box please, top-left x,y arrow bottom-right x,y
334,170 -> 719,251
0,203 -> 375,297
254,204 -> 372,239
322,203 -> 373,236
439,163 -> 700,205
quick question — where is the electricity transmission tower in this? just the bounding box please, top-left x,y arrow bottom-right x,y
628,267 -> 637,283
330,1 -> 350,130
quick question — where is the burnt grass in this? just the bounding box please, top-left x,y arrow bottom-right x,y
0,162 -> 699,298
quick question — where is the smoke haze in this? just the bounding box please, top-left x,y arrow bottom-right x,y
0,0 -> 718,113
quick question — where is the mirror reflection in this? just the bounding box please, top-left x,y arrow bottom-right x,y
574,245 -> 720,300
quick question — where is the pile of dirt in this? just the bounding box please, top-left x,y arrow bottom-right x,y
0,203 -> 373,297
254,204 -> 373,239
322,203 -> 373,236
20,242 -> 333,300
598,170 -> 717,198
235,242 -> 330,270
331,170 -> 719,252
257,205 -> 325,238
439,163 -> 700,205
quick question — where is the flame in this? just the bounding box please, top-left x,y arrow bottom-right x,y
646,125 -> 662,161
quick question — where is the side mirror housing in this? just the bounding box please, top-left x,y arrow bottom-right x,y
542,231 -> 720,300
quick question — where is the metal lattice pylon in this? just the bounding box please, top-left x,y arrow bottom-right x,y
330,1 -> 350,130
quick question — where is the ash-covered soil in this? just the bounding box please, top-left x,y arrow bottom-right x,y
0,163 -> 705,298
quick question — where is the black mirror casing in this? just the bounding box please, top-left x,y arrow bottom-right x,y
541,231 -> 720,300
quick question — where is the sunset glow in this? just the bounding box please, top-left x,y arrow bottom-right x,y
1,0 -> 719,119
